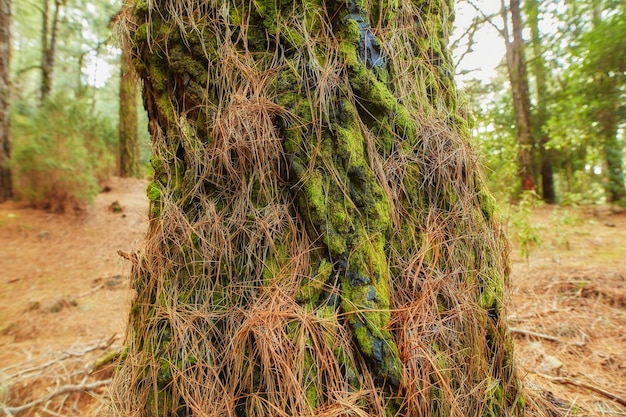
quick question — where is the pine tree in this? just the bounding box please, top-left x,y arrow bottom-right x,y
118,3 -> 142,180
0,0 -> 11,202
111,0 -> 540,415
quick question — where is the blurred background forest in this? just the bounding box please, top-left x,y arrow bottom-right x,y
0,0 -> 624,211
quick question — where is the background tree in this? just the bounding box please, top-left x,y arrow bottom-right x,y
0,0 -> 11,202
40,0 -> 62,103
502,0 -> 535,193
457,0 -> 624,205
110,0 -> 547,415
117,0 -> 141,179
7,0 -> 138,209
525,0 -> 555,203
584,2 -> 626,203
543,0 -> 625,204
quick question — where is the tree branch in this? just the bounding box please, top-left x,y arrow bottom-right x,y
537,373 -> 626,407
1,379 -> 111,415
510,327 -> 563,343
466,0 -> 507,39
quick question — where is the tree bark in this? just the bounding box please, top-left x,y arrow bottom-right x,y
525,0 -> 555,204
503,0 -> 535,193
0,0 -> 11,202
111,0 -> 528,415
118,12 -> 141,179
40,0 -> 61,103
597,102 -> 626,203
590,5 -> 626,204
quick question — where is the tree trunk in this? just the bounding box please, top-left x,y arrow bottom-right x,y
0,0 -> 11,202
112,0 -> 530,415
118,12 -> 141,179
597,104 -> 626,203
590,5 -> 626,204
503,0 -> 535,193
525,0 -> 556,204
40,0 -> 61,103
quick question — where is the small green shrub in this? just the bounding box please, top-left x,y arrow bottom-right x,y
10,94 -> 117,212
505,191 -> 544,261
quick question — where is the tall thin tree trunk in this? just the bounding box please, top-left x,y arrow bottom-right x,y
0,0 -> 11,202
111,0 -> 535,415
597,105 -> 626,203
590,4 -> 626,204
503,0 -> 535,193
118,10 -> 141,178
40,0 -> 61,103
526,0 -> 556,203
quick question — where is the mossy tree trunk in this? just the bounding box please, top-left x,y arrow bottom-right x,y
112,0 -> 530,415
118,10 -> 142,179
0,0 -> 11,203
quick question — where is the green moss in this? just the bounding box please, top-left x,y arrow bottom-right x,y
229,5 -> 242,25
134,24 -> 148,44
132,0 -> 149,20
147,61 -> 167,92
340,232 -> 402,385
147,181 -> 161,202
383,0 -> 399,22
342,19 -> 362,44
324,232 -> 346,256
333,124 -> 365,164
281,26 -> 306,48
303,169 -> 326,224
283,129 -> 303,155
478,270 -> 503,310
158,358 -> 173,387
367,199 -> 391,231
261,241 -> 290,285
478,189 -> 496,222
327,198 -> 351,234
254,0 -> 278,35
338,42 -> 417,140
303,349 -> 318,408
347,316 -> 402,386
296,259 -> 333,306
352,323 -> 373,354
338,41 -> 361,69
168,45 -> 208,86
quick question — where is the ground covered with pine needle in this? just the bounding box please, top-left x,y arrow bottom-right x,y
0,177 -> 624,416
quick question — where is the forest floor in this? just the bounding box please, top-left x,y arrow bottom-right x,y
0,177 -> 624,416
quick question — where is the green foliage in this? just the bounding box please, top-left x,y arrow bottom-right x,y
456,0 -> 625,205
462,77 -> 520,200
11,0 -> 121,104
505,191 -> 544,261
10,94 -> 117,211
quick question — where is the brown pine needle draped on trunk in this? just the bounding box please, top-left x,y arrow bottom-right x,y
111,0 -> 554,415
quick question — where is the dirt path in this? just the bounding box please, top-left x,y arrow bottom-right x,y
0,178 -> 625,416
0,177 -> 148,416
